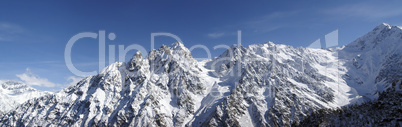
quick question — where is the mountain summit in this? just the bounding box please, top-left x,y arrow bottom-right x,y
346,23 -> 402,50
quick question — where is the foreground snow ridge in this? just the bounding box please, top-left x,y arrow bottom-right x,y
0,23 -> 401,126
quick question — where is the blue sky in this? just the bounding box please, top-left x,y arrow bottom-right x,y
0,0 -> 401,91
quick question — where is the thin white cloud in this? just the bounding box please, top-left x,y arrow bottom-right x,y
16,68 -> 60,87
0,22 -> 26,42
14,68 -> 84,92
0,23 -> 25,34
207,32 -> 225,38
0,22 -> 51,43
243,11 -> 299,32
205,11 -> 298,36
246,11 -> 298,25
323,2 -> 402,20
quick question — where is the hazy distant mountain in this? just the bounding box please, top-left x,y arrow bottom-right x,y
0,80 -> 50,115
0,23 -> 401,126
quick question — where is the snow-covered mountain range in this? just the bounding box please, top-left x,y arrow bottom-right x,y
0,23 -> 401,126
0,80 -> 50,115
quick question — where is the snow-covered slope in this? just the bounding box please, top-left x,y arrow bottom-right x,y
0,23 -> 401,126
196,41 -> 359,126
296,80 -> 402,126
0,80 -> 50,115
339,23 -> 402,99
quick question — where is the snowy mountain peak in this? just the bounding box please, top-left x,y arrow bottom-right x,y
128,51 -> 144,71
148,42 -> 196,67
372,22 -> 402,34
218,44 -> 247,59
346,23 -> 402,50
170,41 -> 187,50
170,42 -> 193,59
152,42 -> 192,59
375,22 -> 391,30
265,41 -> 275,46
100,62 -> 124,74
135,50 -> 142,56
